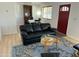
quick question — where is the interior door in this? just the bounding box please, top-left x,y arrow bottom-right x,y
57,4 -> 71,34
23,5 -> 32,24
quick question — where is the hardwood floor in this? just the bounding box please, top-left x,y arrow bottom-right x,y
0,33 -> 22,57
0,32 -> 79,57
56,31 -> 79,45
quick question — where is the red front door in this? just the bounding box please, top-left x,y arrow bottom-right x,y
57,4 -> 71,34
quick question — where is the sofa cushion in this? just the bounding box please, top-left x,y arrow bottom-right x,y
26,32 -> 42,39
32,23 -> 42,32
20,25 -> 27,32
25,24 -> 33,32
41,30 -> 56,35
40,23 -> 50,31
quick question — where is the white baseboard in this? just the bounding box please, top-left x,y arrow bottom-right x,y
3,31 -> 18,36
0,32 -> 2,40
0,33 -> 1,40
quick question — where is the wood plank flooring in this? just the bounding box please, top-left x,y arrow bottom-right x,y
0,32 -> 79,57
0,33 -> 22,57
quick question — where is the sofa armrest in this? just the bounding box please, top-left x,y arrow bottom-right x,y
50,28 -> 57,32
20,25 -> 27,32
73,44 -> 79,50
20,31 -> 28,39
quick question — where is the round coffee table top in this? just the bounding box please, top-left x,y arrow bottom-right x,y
41,35 -> 60,47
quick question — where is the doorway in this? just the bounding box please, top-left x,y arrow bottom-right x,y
23,5 -> 32,24
57,4 -> 71,35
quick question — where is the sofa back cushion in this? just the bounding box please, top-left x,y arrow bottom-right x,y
32,23 -> 42,32
25,24 -> 33,32
20,25 -> 27,32
20,23 -> 51,33
40,23 -> 51,31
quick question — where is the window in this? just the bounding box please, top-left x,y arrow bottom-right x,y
60,6 -> 69,11
42,6 -> 53,19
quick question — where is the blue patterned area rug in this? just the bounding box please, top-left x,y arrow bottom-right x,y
12,37 -> 76,57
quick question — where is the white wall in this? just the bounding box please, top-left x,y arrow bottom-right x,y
0,27 -> 1,40
0,2 -> 79,41
41,3 -> 59,28
16,2 -> 79,41
67,3 -> 79,40
0,2 -> 42,35
14,2 -> 79,41
0,2 -> 17,35
32,5 -> 42,20
15,4 -> 24,26
34,2 -> 79,41
16,2 -> 42,25
15,2 -> 59,28
41,2 -> 79,40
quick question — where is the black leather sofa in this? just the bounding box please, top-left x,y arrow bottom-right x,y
20,23 -> 56,45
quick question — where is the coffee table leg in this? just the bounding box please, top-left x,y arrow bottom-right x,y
55,42 -> 58,50
44,46 -> 48,53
